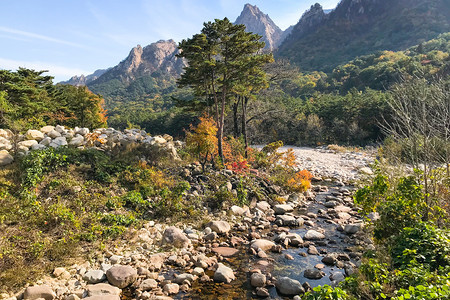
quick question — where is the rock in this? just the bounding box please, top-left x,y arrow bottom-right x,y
322,255 -> 337,265
251,239 -> 275,251
359,167 -> 373,175
162,226 -> 191,248
18,140 -> 38,148
214,263 -> 235,283
208,221 -> 231,234
87,283 -> 121,296
344,223 -> 363,234
53,267 -> 70,279
324,201 -> 337,208
250,273 -> 266,287
256,201 -> 271,212
83,296 -> 120,300
163,283 -> 179,295
31,143 -> 47,150
330,272 -> 345,283
304,268 -> 325,279
308,245 -> 319,255
23,285 -> 55,300
304,230 -> 325,240
105,265 -> 138,288
83,270 -> 106,284
140,279 -> 158,291
274,204 -> 294,215
69,135 -> 84,147
0,150 -> 14,166
174,273 -> 196,284
212,247 -> 239,257
109,255 -> 121,264
192,267 -> 205,276
75,127 -> 90,136
47,130 -> 61,138
49,137 -> 67,148
26,130 -> 45,141
276,215 -> 302,227
286,233 -> 303,246
256,287 -> 270,297
40,126 -> 55,134
230,205 -> 246,216
40,137 -> 52,146
276,277 -> 305,295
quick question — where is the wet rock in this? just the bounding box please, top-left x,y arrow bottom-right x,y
174,273 -> 196,284
212,247 -> 239,257
308,245 -> 319,255
324,201 -> 338,208
192,267 -> 205,276
250,273 -> 266,287
256,287 -> 270,297
214,263 -> 235,283
344,223 -> 363,234
304,230 -> 325,240
322,255 -> 337,265
83,270 -> 106,284
274,204 -> 294,215
330,272 -> 345,283
276,277 -> 305,295
276,215 -> 300,227
106,265 -> 138,288
251,239 -> 275,251
208,221 -> 231,234
286,233 -> 303,247
162,226 -> 191,248
304,268 -> 325,279
23,285 -> 55,300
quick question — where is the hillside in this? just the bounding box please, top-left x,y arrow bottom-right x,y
277,0 -> 450,71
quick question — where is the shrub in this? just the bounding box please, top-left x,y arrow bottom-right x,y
286,169 -> 313,192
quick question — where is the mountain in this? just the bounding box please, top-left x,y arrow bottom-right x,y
60,68 -> 109,86
234,3 -> 284,50
90,39 -> 184,87
277,0 -> 450,71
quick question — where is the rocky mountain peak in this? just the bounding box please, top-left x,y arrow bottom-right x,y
235,3 -> 284,50
291,3 -> 327,39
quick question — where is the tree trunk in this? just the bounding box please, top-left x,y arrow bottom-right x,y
242,96 -> 249,158
218,88 -> 226,165
233,96 -> 240,138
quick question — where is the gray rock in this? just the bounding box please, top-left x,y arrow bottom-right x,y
0,150 -> 14,166
276,277 -> 305,295
83,270 -> 106,284
304,268 -> 325,279
23,285 -> 55,300
214,263 -> 235,283
344,223 -> 363,234
286,233 -> 303,246
274,204 -> 294,215
250,273 -> 266,287
208,221 -> 231,234
83,296 -> 120,300
330,272 -> 345,283
304,230 -> 325,240
174,273 -> 196,284
162,226 -> 191,248
69,135 -> 84,147
276,215 -> 302,227
256,201 -> 271,212
47,130 -> 61,138
106,265 -> 138,288
50,137 -> 67,148
322,255 -> 337,265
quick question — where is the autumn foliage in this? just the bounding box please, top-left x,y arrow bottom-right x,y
287,169 -> 313,192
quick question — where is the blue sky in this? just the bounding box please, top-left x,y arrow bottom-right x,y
0,0 -> 340,82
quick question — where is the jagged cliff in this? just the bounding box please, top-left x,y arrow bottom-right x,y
234,3 -> 284,50
60,68 -> 108,86
90,39 -> 184,86
278,0 -> 450,71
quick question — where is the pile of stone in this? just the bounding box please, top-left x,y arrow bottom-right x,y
0,126 -> 182,166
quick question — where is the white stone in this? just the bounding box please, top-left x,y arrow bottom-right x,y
0,150 -> 13,166
214,263 -> 235,283
18,140 -> 38,148
26,130 -> 45,141
40,126 -> 55,134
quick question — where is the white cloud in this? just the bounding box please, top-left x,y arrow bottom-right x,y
0,26 -> 88,49
0,58 -> 91,82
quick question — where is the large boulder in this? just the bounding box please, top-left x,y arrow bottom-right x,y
304,268 -> 325,279
0,150 -> 14,166
40,126 -> 55,134
214,263 -> 235,283
275,277 -> 305,295
18,140 -> 38,149
274,204 -> 294,215
69,135 -> 84,147
23,285 -> 55,300
26,129 -> 45,141
105,265 -> 138,289
162,226 -> 191,248
344,223 -> 363,234
208,221 -> 231,234
49,137 -> 67,148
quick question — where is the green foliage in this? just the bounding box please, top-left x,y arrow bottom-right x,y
302,285 -> 352,300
